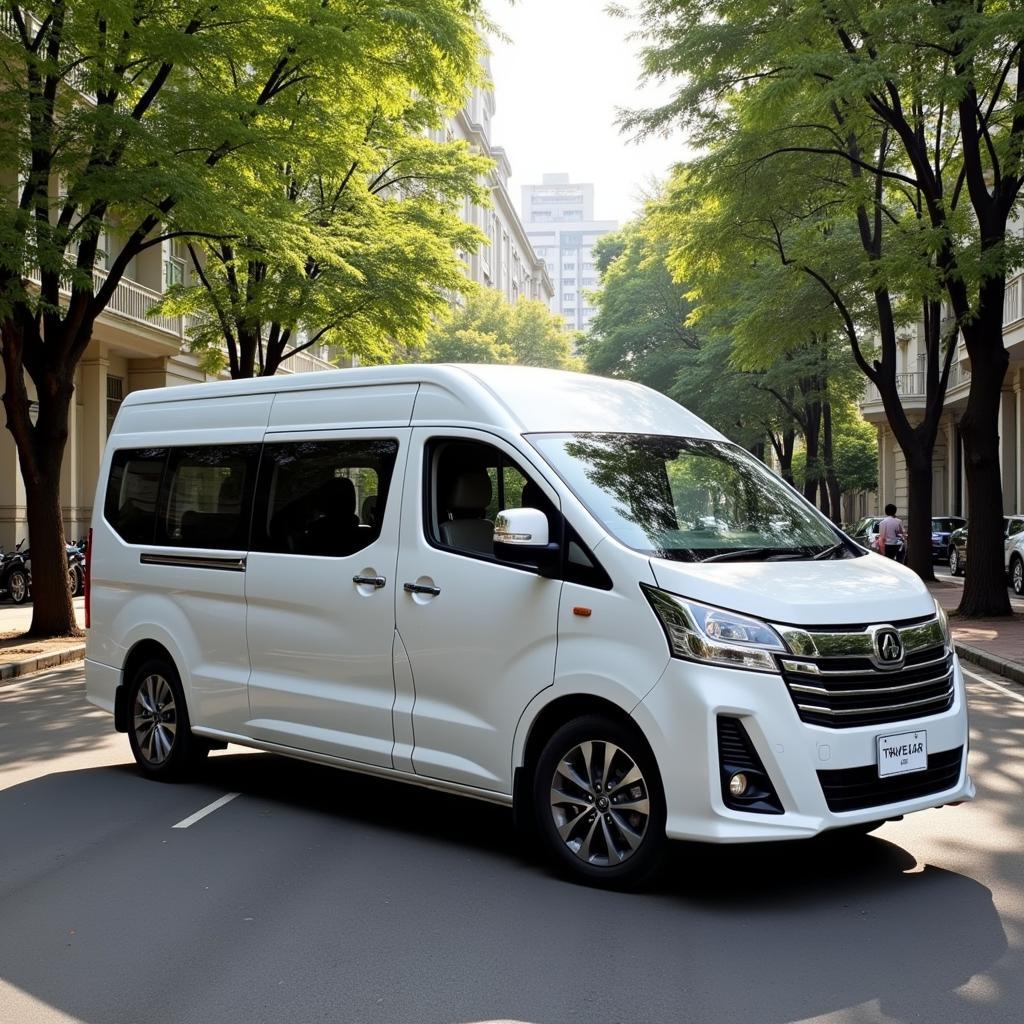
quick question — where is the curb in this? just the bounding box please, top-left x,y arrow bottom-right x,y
955,641 -> 1024,688
0,643 -> 86,684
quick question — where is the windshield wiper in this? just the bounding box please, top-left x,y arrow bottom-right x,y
812,541 -> 846,560
700,547 -> 777,562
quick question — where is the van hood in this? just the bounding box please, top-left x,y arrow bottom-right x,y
649,553 -> 935,627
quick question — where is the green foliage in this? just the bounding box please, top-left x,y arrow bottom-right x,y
832,417 -> 880,495
582,221 -> 699,392
147,1 -> 492,375
422,287 -> 580,369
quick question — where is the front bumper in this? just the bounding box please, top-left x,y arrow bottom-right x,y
632,655 -> 973,842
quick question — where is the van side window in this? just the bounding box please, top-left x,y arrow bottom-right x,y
253,439 -> 399,557
105,448 -> 167,543
427,439 -> 557,562
156,445 -> 259,549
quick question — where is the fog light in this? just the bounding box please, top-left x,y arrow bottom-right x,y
728,772 -> 749,797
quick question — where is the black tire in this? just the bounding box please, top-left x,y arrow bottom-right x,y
7,568 -> 29,604
949,546 -> 962,577
1012,555 -> 1024,596
532,714 -> 666,888
69,564 -> 83,597
126,657 -> 208,781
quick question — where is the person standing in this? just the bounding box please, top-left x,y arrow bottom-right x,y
877,503 -> 905,560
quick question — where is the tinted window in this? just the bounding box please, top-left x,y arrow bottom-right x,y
104,448 -> 167,543
932,518 -> 964,533
156,446 -> 259,549
1008,518 -> 1024,538
253,439 -> 399,557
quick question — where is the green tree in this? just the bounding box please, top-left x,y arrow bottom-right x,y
423,287 -> 580,369
160,40 -> 490,376
627,0 -> 1024,612
582,222 -> 699,391
0,1 -> 487,636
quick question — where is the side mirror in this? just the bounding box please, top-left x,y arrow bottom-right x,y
494,507 -> 560,572
494,507 -> 550,548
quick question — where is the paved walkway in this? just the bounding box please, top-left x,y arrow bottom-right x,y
929,580 -> 1024,685
0,599 -> 85,683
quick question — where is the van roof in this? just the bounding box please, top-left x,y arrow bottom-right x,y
119,363 -> 725,439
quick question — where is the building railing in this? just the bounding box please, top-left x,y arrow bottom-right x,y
27,266 -> 189,340
863,371 -> 926,404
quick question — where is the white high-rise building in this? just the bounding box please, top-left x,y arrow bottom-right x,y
521,173 -> 618,331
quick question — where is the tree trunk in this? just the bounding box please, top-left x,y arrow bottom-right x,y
22,463 -> 77,636
803,403 -> 821,503
957,325 -> 1012,616
905,455 -> 935,582
821,401 -> 842,524
779,428 -> 795,485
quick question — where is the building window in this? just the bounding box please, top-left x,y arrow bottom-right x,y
164,240 -> 185,290
106,376 -> 124,436
563,277 -> 577,286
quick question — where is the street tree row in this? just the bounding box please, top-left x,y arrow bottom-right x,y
623,0 -> 1024,616
582,216 -> 877,529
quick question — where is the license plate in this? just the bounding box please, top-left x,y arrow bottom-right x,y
877,730 -> 927,778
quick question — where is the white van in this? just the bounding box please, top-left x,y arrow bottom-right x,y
85,364 -> 972,885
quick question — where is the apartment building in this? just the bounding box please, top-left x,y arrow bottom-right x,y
445,78 -> 554,307
520,174 -> 618,331
860,284 -> 1024,518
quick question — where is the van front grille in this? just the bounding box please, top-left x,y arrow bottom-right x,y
817,746 -> 964,812
778,644 -> 955,729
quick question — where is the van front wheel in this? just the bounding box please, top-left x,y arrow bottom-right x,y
533,715 -> 666,888
127,658 -> 208,781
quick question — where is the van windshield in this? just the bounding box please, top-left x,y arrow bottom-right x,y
530,433 -> 848,563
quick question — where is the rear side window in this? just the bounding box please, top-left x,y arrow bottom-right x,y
253,439 -> 399,557
105,448 -> 167,543
156,445 -> 260,549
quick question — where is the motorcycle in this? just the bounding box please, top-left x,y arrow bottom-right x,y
0,538 -> 87,604
0,540 -> 30,605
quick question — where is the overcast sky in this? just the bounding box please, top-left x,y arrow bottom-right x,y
486,0 -> 688,227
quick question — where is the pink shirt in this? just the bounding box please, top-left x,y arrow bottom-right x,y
879,516 -> 904,544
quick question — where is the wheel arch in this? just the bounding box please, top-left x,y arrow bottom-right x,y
115,639 -> 179,733
511,692 -> 658,825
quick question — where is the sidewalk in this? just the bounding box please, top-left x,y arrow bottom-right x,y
0,598 -> 86,684
928,581 -> 1024,685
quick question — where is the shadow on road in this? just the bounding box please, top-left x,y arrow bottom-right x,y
0,750 -> 1011,1024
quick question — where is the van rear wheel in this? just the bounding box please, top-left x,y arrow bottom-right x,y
533,714 -> 666,888
127,657 -> 208,781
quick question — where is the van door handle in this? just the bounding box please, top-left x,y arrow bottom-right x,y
353,575 -> 387,589
404,582 -> 441,596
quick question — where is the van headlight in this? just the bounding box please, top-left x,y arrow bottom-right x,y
934,598 -> 951,648
642,585 -> 784,673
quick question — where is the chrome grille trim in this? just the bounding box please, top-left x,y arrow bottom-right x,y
774,617 -> 944,660
776,615 -> 955,729
788,666 -> 954,698
795,686 -> 954,718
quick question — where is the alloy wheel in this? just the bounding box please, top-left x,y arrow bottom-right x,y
950,549 -> 959,575
549,740 -> 651,867
133,674 -> 178,766
1014,559 -> 1023,596
9,571 -> 26,603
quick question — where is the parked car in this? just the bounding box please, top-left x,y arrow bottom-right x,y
931,516 -> 966,562
948,515 -> 1024,579
86,364 -> 972,887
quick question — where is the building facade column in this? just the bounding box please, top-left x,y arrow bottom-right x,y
60,369 -> 81,542
1015,368 -> 1023,515
1001,387 -> 1017,512
0,410 -> 26,551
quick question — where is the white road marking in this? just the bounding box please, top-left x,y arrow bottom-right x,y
172,792 -> 240,829
962,666 -> 1024,705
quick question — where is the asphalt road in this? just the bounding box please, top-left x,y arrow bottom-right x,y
1,663 -> 1023,1024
